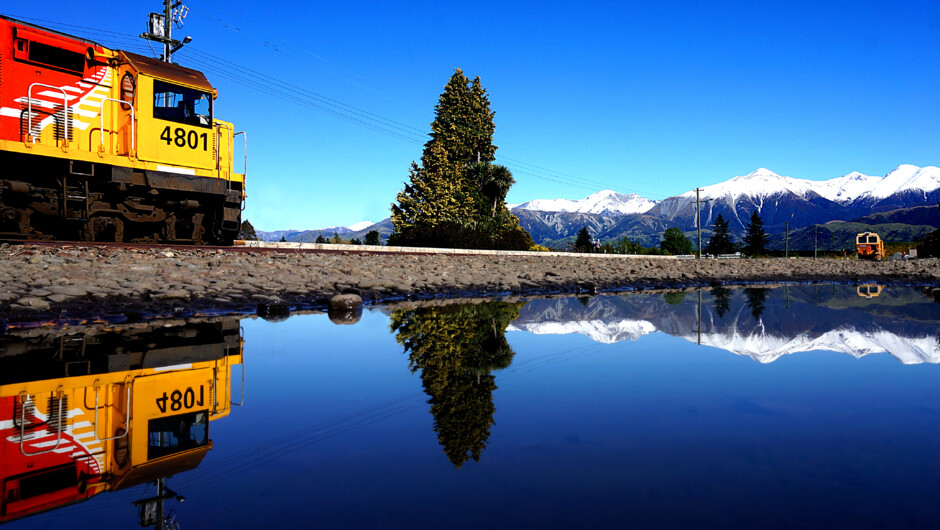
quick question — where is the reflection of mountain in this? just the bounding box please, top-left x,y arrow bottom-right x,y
510,287 -> 940,364
0,318 -> 244,525
391,302 -> 522,468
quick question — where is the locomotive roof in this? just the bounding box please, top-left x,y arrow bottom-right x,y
0,16 -> 216,95
121,51 -> 217,96
0,14 -> 103,49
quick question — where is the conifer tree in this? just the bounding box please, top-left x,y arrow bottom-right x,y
574,226 -> 593,253
238,219 -> 258,241
706,213 -> 736,255
743,210 -> 769,256
364,230 -> 381,246
390,69 -> 532,250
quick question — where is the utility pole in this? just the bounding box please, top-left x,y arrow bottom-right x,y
695,188 -> 710,258
784,222 -> 789,258
814,225 -> 818,259
142,0 -> 191,63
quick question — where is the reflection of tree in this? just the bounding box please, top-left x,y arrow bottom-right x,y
712,287 -> 731,318
663,291 -> 687,305
744,288 -> 769,321
391,301 -> 522,468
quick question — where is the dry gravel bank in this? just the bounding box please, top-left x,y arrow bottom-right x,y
0,243 -> 937,324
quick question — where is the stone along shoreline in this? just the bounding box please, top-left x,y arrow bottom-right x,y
1,244 -> 937,323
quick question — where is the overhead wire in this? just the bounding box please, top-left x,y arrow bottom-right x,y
4,12 -> 666,199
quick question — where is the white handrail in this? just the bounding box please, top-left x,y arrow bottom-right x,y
18,393 -> 64,456
92,381 -> 131,442
234,131 -> 247,176
99,98 -> 135,153
26,83 -> 69,141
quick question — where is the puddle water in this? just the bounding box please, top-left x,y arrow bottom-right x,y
2,285 -> 938,528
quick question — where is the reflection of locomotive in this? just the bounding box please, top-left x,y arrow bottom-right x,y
0,319 -> 244,524
0,15 -> 245,244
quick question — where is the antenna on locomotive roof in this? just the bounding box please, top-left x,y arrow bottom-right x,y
141,0 -> 192,63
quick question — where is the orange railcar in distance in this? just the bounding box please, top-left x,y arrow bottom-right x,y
856,232 -> 884,260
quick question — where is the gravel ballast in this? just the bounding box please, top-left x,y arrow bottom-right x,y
1,243 -> 937,324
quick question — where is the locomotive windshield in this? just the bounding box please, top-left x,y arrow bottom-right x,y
147,411 -> 209,460
153,79 -> 213,128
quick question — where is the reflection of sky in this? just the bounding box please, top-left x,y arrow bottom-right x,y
12,290 -> 940,529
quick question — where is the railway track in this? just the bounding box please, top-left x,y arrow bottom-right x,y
3,239 -> 676,259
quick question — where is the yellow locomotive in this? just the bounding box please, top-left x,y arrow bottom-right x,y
0,14 -> 245,244
0,318 -> 244,524
856,232 -> 884,260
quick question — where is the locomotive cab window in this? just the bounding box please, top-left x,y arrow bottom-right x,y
147,410 -> 209,460
153,80 -> 212,128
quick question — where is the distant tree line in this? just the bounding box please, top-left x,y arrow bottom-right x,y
311,229 -> 383,245
564,210 -> 770,257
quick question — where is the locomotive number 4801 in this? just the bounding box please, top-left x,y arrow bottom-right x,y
155,385 -> 206,413
160,126 -> 208,151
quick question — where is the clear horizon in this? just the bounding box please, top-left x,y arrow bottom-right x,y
8,1 -> 938,231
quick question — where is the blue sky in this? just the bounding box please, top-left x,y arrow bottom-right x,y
7,1 -> 939,230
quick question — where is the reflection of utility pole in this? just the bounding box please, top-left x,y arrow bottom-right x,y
697,290 -> 702,345
134,477 -> 184,529
786,284 -> 790,311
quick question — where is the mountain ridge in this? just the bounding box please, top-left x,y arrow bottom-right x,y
259,164 -> 940,248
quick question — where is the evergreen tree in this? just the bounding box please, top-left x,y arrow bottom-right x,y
364,230 -> 381,245
279,236 -> 286,242
574,226 -> 593,253
315,234 -> 326,243
743,210 -> 769,256
660,227 -> 693,255
390,69 -> 532,250
331,232 -> 342,244
706,213 -> 736,255
238,219 -> 258,241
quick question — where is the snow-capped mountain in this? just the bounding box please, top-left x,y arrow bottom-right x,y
644,164 -> 940,236
812,171 -> 882,203
512,190 -> 658,216
347,221 -> 376,231
677,165 -> 940,205
859,164 -> 940,201
256,218 -> 393,243
508,164 -> 940,247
